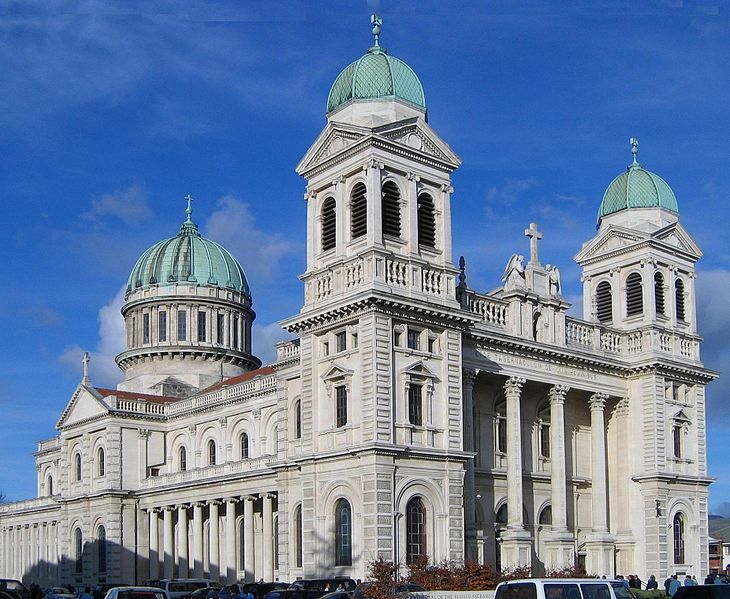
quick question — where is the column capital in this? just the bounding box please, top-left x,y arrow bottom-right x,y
242,494 -> 257,503
463,368 -> 478,387
407,172 -> 421,182
177,503 -> 190,510
549,384 -> 570,404
504,376 -> 526,395
163,505 -> 176,512
225,496 -> 240,505
263,492 -> 277,500
147,507 -> 161,514
588,392 -> 609,411
209,499 -> 223,507
192,501 -> 206,509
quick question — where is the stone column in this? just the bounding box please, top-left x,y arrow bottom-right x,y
192,502 -> 205,577
40,523 -> 48,586
585,392 -> 615,577
243,496 -> 255,582
500,376 -> 532,570
149,509 -> 160,580
462,368 -> 478,561
225,498 -> 238,583
163,507 -> 174,579
178,504 -> 189,577
263,493 -> 275,581
543,384 -> 575,570
209,500 -> 221,581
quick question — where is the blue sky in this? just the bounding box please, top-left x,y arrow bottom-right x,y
1,0 -> 729,511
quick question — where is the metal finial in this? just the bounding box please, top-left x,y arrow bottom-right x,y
630,137 -> 639,165
371,14 -> 382,47
184,194 -> 194,223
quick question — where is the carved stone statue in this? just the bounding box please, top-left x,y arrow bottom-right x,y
547,264 -> 561,297
502,254 -> 525,288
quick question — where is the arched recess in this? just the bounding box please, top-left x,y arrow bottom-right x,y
291,503 -> 303,569
169,431 -> 191,472
292,397 -> 302,440
260,408 -> 279,456
319,479 -> 363,568
230,416 -> 256,460
667,498 -> 696,567
197,424 -> 222,467
417,192 -> 436,248
396,478 -> 447,564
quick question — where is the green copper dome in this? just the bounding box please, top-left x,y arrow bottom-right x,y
597,139 -> 678,225
125,199 -> 250,300
327,16 -> 425,114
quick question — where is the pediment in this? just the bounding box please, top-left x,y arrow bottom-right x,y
296,123 -> 369,174
402,360 -> 437,380
321,363 -> 354,382
575,226 -> 647,263
653,223 -> 702,258
673,409 -> 691,422
374,119 -> 461,166
57,385 -> 110,429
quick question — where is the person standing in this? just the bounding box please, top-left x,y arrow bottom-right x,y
647,575 -> 658,590
669,575 -> 681,597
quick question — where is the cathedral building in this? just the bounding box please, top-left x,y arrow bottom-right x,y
0,17 -> 717,587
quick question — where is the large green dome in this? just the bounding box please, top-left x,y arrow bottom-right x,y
327,33 -> 425,114
597,142 -> 678,225
125,208 -> 250,300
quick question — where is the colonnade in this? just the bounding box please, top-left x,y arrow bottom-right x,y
146,493 -> 276,583
1,520 -> 59,585
464,372 -> 616,576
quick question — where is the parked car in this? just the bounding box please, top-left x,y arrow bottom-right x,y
188,589 -> 218,599
279,579 -> 356,599
94,586 -> 133,599
0,581 -> 30,599
45,588 -> 74,599
674,586 -> 730,599
242,583 -> 290,599
495,579 -> 634,599
103,588 -> 170,599
151,581 -> 221,599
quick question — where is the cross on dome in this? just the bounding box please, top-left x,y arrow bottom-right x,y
371,14 -> 382,48
630,137 -> 640,166
184,194 -> 194,223
525,222 -> 543,265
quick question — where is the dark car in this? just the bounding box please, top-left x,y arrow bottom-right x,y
674,586 -> 730,599
279,579 -> 356,599
188,590 -> 218,599
242,583 -> 290,599
0,581 -> 30,599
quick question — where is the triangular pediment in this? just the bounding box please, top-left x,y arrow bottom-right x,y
653,222 -> 702,258
57,385 -> 110,429
575,225 -> 647,263
321,363 -> 354,382
296,122 -> 369,174
673,409 -> 691,422
402,360 -> 437,380
374,118 -> 461,166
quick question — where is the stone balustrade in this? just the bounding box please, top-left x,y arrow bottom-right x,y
165,375 -> 277,416
0,496 -> 58,514
461,290 -> 509,327
139,455 -> 275,489
276,339 -> 301,361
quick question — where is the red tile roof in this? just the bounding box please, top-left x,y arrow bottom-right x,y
95,388 -> 179,404
202,366 -> 276,393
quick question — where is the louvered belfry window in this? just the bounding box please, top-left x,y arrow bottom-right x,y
655,272 -> 666,315
596,281 -> 613,323
321,197 -> 336,251
381,181 -> 401,238
675,279 -> 686,321
350,183 -> 367,239
417,192 -> 436,247
626,272 -> 643,316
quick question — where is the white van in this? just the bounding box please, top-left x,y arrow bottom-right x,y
495,579 -> 633,599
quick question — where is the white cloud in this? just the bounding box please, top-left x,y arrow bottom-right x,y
485,178 -> 537,205
82,184 -> 151,225
58,287 -> 125,388
253,321 -> 294,366
204,195 -> 298,283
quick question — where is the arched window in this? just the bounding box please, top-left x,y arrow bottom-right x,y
74,527 -> 83,573
495,503 -> 508,525
596,281 -> 613,323
655,272 -> 666,316
321,197 -> 336,252
97,447 -> 105,477
350,183 -> 367,239
335,498 -> 352,566
241,433 -> 250,459
539,505 -> 552,526
675,279 -> 686,321
406,497 -> 426,563
179,446 -> 187,472
74,453 -> 82,482
97,525 -> 107,572
207,439 -> 216,466
381,181 -> 401,238
294,400 -> 302,439
626,272 -> 643,316
293,504 -> 303,568
417,192 -> 436,248
673,513 -> 685,564
47,475 -> 53,496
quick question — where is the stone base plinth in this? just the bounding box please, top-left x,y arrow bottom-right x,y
585,533 -> 615,578
543,531 -> 576,571
500,529 -> 533,571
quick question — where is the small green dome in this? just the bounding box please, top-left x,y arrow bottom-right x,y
598,141 -> 678,225
327,46 -> 426,114
126,208 -> 250,300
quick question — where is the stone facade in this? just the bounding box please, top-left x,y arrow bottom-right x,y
0,25 -> 717,589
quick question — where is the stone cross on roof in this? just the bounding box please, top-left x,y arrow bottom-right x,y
82,351 -> 90,385
525,222 -> 543,265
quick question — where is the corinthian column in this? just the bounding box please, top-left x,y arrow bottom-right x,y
500,377 -> 532,571
462,368 -> 478,562
224,498 -> 238,583
192,502 -> 204,577
209,501 -> 221,580
149,509 -> 159,580
263,493 -> 275,581
243,496 -> 255,582
178,504 -> 189,577
163,507 -> 174,579
584,392 -> 615,578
